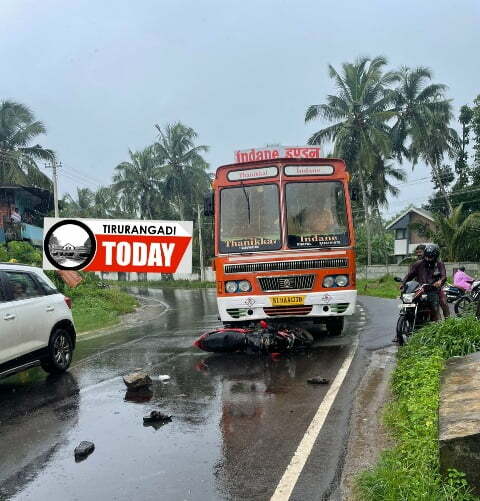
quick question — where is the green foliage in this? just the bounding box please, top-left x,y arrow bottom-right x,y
357,317 -> 480,500
355,221 -> 394,265
67,282 -> 138,333
0,241 -> 42,265
0,100 -> 54,190
357,275 -> 398,299
109,279 -> 215,289
472,95 -> 480,182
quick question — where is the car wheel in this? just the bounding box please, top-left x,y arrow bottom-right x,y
41,328 -> 74,374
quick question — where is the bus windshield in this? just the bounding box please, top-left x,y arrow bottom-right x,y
286,181 -> 349,248
220,184 -> 281,253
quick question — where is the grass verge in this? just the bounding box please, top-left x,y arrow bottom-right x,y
357,275 -> 399,299
357,316 -> 480,500
108,279 -> 216,289
68,284 -> 138,333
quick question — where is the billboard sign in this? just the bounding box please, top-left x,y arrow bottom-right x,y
234,146 -> 321,164
43,218 -> 192,273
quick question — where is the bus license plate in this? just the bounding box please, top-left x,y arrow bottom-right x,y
270,295 -> 305,306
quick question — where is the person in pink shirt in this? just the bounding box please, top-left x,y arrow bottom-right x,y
454,267 -> 474,291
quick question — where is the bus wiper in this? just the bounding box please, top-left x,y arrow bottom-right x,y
240,181 -> 251,225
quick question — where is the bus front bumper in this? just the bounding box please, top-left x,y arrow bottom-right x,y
217,289 -> 357,322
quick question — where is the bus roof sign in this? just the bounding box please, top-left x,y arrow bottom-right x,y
234,146 -> 321,164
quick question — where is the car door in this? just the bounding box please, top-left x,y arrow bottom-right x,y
2,270 -> 51,357
0,271 -> 21,365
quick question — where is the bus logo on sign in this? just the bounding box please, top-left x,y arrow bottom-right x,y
43,218 -> 192,273
234,146 -> 321,163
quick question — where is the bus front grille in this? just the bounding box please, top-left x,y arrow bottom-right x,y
263,305 -> 313,317
224,258 -> 348,274
258,274 -> 315,292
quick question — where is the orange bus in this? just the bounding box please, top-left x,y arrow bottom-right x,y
206,146 -> 356,336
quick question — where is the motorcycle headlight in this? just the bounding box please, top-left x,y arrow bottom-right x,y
225,281 -> 238,293
238,280 -> 251,292
323,276 -> 335,288
335,275 -> 348,287
403,293 -> 414,303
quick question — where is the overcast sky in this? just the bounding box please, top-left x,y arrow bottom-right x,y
2,0 -> 479,218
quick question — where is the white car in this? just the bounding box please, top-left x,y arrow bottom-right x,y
0,263 -> 76,379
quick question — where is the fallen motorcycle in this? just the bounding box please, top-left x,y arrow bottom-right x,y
193,321 -> 314,354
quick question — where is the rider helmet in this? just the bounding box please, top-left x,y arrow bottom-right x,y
423,244 -> 440,268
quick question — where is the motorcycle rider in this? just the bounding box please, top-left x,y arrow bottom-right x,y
454,266 -> 474,292
407,244 -> 450,318
401,244 -> 446,322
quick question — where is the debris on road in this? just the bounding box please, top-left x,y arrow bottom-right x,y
158,375 -> 171,382
143,411 -> 172,427
123,372 -> 152,390
74,441 -> 95,462
124,388 -> 153,403
307,377 -> 330,385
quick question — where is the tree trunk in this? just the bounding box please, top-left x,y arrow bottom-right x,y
358,170 -> 372,277
431,163 -> 453,215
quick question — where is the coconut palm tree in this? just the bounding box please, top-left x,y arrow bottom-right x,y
432,204 -> 480,261
305,56 -> 399,265
61,188 -> 95,218
390,67 -> 459,214
0,100 -> 54,190
113,146 -> 162,220
154,122 -> 210,221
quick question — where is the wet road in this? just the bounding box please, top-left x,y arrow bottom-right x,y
0,289 -> 397,501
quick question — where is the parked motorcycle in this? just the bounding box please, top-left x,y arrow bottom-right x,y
454,279 -> 480,317
443,282 -> 465,303
394,277 -> 440,346
193,321 -> 314,354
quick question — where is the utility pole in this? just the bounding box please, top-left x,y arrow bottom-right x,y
46,160 -> 60,217
197,204 -> 205,281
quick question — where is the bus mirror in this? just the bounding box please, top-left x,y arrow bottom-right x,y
350,188 -> 359,201
204,193 -> 214,217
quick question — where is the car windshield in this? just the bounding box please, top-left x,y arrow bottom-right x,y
220,184 -> 281,253
285,181 -> 349,248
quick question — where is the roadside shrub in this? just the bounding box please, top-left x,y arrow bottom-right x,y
358,316 -> 480,500
1,241 -> 42,265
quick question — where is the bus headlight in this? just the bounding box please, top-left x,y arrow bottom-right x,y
323,276 -> 335,288
238,280 -> 251,292
335,275 -> 348,287
225,281 -> 238,293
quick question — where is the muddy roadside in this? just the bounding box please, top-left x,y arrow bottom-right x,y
339,345 -> 397,500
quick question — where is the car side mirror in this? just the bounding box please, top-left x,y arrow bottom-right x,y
203,193 -> 214,217
394,276 -> 403,283
350,188 -> 359,202
433,271 -> 442,280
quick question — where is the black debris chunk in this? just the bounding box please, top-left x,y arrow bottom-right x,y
74,441 -> 95,462
307,377 -> 330,385
143,410 -> 172,424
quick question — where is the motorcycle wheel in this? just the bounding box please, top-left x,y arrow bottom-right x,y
454,296 -> 476,317
396,315 -> 412,346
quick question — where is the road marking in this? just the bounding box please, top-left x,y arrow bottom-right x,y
270,337 -> 359,501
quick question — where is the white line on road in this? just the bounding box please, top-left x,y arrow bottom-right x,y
270,336 -> 359,501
